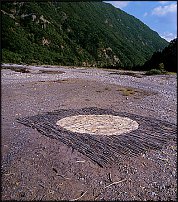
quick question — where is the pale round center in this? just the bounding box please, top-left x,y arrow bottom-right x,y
56,115 -> 139,136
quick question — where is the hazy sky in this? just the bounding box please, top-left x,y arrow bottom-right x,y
104,1 -> 177,42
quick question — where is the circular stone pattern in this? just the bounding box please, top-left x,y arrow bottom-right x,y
56,115 -> 139,136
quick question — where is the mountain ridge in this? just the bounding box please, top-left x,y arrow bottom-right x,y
2,1 -> 168,68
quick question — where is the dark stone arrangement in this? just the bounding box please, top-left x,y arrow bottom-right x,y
16,107 -> 177,167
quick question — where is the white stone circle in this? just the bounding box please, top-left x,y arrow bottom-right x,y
56,114 -> 139,136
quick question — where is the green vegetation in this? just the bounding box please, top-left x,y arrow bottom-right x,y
2,1 -> 168,68
145,69 -> 164,75
145,61 -> 168,75
138,38 -> 177,73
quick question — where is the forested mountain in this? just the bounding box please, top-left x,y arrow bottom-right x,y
139,38 -> 177,72
2,1 -> 168,68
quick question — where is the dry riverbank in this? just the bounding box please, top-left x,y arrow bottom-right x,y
1,64 -> 177,201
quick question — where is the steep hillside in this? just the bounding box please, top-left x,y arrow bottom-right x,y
2,1 -> 168,68
140,38 -> 177,72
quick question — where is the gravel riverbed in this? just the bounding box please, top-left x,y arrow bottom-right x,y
1,64 -> 177,201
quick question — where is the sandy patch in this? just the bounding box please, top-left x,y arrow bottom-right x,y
56,115 -> 139,136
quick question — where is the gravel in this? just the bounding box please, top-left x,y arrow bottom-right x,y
1,64 -> 177,201
2,63 -> 177,124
